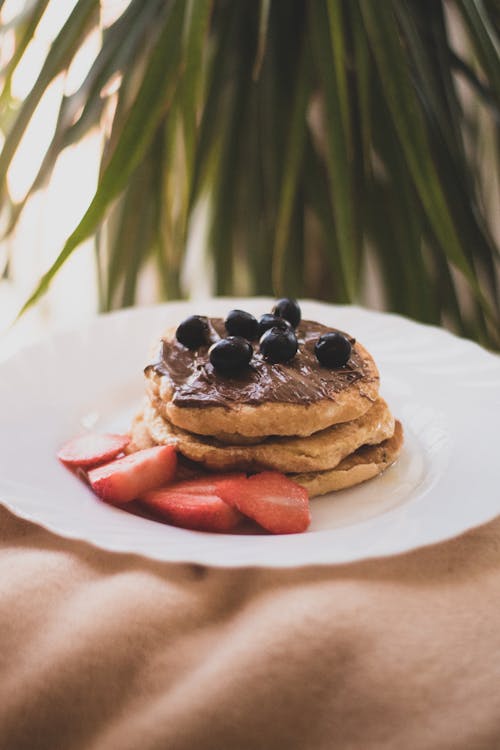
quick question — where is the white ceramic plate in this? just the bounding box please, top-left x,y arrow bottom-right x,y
1,298 -> 499,567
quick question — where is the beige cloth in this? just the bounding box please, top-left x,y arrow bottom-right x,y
1,504 -> 500,750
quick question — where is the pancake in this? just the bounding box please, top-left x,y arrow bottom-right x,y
140,397 -> 395,473
292,421 -> 404,497
131,307 -> 403,508
144,318 -> 379,439
130,413 -> 403,498
128,412 -> 156,452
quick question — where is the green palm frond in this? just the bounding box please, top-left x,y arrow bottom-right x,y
1,0 -> 499,347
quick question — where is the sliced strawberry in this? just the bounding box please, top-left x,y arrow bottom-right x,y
216,471 -> 311,534
57,432 -> 130,468
88,445 -> 177,504
141,487 -> 243,533
162,473 -> 246,496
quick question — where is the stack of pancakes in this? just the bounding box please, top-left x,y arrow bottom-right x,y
130,318 -> 403,497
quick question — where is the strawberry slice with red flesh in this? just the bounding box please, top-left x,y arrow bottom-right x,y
57,432 -> 130,468
141,482 -> 244,533
88,445 -> 177,505
160,473 -> 246,495
216,471 -> 311,534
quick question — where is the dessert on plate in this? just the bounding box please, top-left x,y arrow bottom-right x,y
58,299 -> 403,535
130,299 -> 403,498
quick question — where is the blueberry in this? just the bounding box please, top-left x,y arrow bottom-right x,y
176,315 -> 209,349
259,327 -> 298,364
271,298 -> 301,328
315,332 -> 352,368
225,309 -> 259,340
209,336 -> 253,374
258,314 -> 293,338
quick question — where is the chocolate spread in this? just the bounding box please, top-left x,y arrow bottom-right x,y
145,319 -> 376,408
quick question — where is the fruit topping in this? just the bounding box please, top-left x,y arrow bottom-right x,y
59,429 -> 313,534
57,432 -> 130,468
209,336 -> 253,374
88,445 -> 177,504
259,327 -> 298,364
315,332 -> 352,368
225,309 -> 259,340
150,473 -> 246,495
271,298 -> 301,328
258,313 -> 293,338
176,315 -> 210,349
141,474 -> 246,532
216,471 -> 311,534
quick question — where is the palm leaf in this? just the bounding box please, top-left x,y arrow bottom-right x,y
179,0 -> 212,233
456,0 -> 500,106
253,0 -> 271,80
395,2 -> 499,313
0,0 -> 99,197
359,1 -> 494,315
0,0 -> 51,107
309,0 -> 361,301
303,133 -> 349,303
3,0 -> 498,349
17,0 -> 186,317
271,45 -> 309,294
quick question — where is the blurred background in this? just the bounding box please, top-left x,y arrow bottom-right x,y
0,0 -> 499,355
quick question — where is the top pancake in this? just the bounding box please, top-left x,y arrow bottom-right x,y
144,318 -> 380,438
